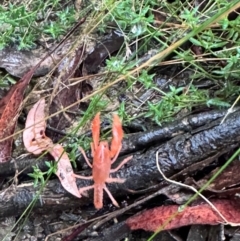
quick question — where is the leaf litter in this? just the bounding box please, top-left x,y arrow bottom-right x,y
0,19 -> 86,163
23,98 -> 81,198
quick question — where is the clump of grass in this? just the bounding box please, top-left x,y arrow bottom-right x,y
0,0 -> 78,50
2,0 -> 239,130
99,0 -> 240,125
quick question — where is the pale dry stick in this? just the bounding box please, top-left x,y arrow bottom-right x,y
69,72 -> 109,83
220,95 -> 240,124
155,151 -> 240,226
161,46 -> 240,66
159,57 -> 229,66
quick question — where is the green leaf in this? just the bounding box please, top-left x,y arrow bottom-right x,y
189,37 -> 202,46
206,98 -> 231,107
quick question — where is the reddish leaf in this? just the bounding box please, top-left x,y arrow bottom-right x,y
0,66 -> 40,162
126,199 -> 240,232
23,99 -> 80,198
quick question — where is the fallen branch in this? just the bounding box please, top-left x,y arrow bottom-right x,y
1,109 -> 240,217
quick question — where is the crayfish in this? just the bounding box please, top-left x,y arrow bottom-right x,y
77,113 -> 132,209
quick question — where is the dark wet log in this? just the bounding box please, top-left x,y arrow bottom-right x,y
120,108 -> 240,191
0,181 -> 82,217
0,156 -> 49,177
122,109 -> 229,154
1,109 -> 240,217
0,109 -> 230,178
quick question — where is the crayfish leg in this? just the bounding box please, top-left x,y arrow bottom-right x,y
79,185 -> 94,197
79,146 -> 93,168
104,185 -> 120,208
110,114 -> 123,159
110,155 -> 133,172
73,173 -> 93,180
106,177 -> 125,183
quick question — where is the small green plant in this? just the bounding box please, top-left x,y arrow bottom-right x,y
0,75 -> 16,88
0,1 -> 77,50
117,101 -> 133,124
138,70 -> 156,89
145,86 -> 208,125
180,7 -> 200,28
28,161 -> 57,187
67,136 -> 92,168
206,98 -> 231,108
101,0 -> 154,37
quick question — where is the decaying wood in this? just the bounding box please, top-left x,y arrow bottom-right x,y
1,109 -> 240,217
122,109 -> 230,154
0,109 -> 230,177
0,156 -> 49,177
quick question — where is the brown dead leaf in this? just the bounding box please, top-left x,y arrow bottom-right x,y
0,45 -> 70,78
23,99 -> 80,198
126,199 -> 240,232
49,44 -> 85,131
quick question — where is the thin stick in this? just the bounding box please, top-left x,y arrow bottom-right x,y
220,95 -> 240,124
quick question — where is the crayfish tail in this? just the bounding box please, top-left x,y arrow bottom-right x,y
94,184 -> 103,209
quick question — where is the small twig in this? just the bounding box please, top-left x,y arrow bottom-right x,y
220,96 -> 240,124
155,151 -> 240,226
62,221 -> 93,241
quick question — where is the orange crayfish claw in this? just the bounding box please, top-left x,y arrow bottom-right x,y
110,114 -> 123,158
91,112 -> 101,150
